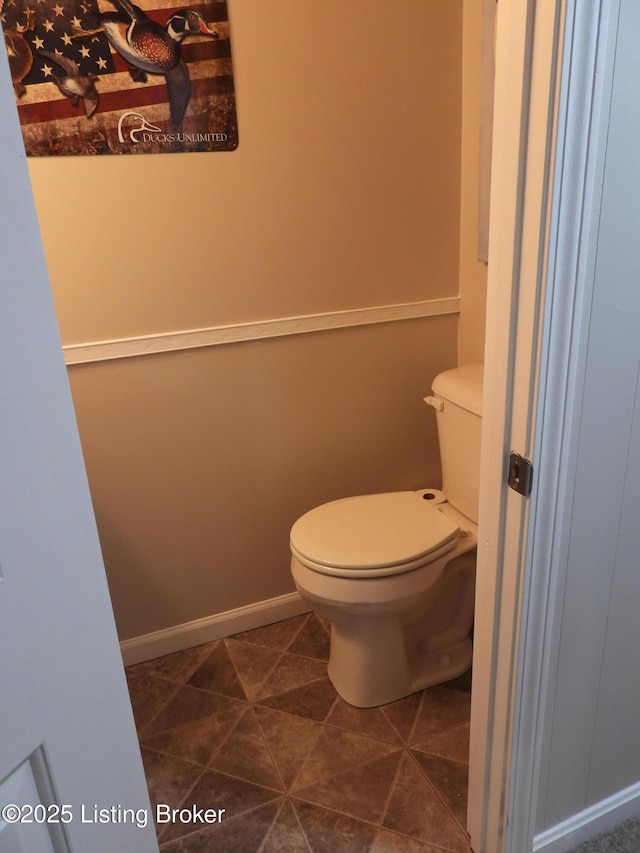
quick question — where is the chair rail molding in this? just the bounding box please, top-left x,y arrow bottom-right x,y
63,297 -> 460,366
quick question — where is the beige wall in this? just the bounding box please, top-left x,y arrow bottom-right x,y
26,0 -> 478,643
459,0 -> 488,365
30,0 -> 462,343
68,319 -> 456,639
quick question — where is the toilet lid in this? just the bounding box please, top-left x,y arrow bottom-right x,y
290,491 -> 460,573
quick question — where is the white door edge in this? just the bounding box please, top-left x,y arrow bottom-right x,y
0,44 -> 158,853
468,1 -> 568,850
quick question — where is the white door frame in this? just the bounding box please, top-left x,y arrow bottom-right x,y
467,1 -> 567,847
469,2 -> 619,851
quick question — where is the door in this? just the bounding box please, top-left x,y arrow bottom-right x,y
0,48 -> 158,852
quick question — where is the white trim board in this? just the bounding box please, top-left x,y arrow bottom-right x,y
63,297 -> 460,365
505,2 -> 623,851
467,1 -> 569,851
120,591 -> 311,666
533,781 -> 640,853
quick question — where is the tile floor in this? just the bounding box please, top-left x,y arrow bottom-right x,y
126,613 -> 472,852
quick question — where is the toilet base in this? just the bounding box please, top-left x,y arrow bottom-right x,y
291,518 -> 477,709
327,625 -> 472,707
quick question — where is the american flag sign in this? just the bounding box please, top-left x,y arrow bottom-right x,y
1,0 -> 237,155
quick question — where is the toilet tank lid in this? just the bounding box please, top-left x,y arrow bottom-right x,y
290,491 -> 460,570
431,364 -> 483,415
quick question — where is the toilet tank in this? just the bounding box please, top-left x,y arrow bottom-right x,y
428,364 -> 483,523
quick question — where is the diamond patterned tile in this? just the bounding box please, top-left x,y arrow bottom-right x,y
261,799 -> 310,852
383,754 -> 470,852
412,722 -> 470,764
158,798 -> 283,852
326,697 -> 403,745
380,692 -> 423,744
130,643 -> 217,685
159,767 -> 282,846
294,751 -> 402,825
142,705 -> 244,767
126,671 -> 180,736
231,614 -> 308,650
254,705 -> 322,790
293,799 -> 378,852
143,684 -> 244,738
186,641 -> 247,700
293,727 -> 400,790
288,614 -> 331,661
255,677 -> 337,722
410,688 -> 471,745
255,653 -> 328,701
372,829 -> 450,852
224,638 -> 283,700
128,614 -> 472,853
209,707 -> 283,791
139,747 -> 203,820
411,751 -> 469,828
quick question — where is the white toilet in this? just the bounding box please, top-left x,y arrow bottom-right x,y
290,364 -> 483,707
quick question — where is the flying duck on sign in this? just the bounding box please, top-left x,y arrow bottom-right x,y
39,50 -> 100,117
75,0 -> 219,124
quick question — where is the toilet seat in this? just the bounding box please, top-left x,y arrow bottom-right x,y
290,491 -> 460,578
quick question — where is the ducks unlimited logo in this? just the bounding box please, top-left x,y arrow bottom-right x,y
117,110 -> 229,147
2,0 -> 238,156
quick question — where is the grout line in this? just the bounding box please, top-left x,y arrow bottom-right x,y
284,612 -> 311,653
252,708 -> 291,798
379,745 -> 407,830
288,798 -> 315,853
406,748 -> 470,842
155,763 -> 207,848
132,678 -> 181,742
225,637 -> 287,704
255,797 -> 291,853
133,614 -> 472,851
286,713 -> 327,795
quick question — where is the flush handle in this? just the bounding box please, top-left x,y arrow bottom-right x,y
508,452 -> 533,496
424,396 -> 444,412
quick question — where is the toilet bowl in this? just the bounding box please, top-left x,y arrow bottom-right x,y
289,364 -> 483,708
291,491 -> 477,707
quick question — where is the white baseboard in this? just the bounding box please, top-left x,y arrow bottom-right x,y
120,592 -> 311,666
534,780 -> 640,853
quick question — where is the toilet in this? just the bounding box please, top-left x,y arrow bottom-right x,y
289,364 -> 483,707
